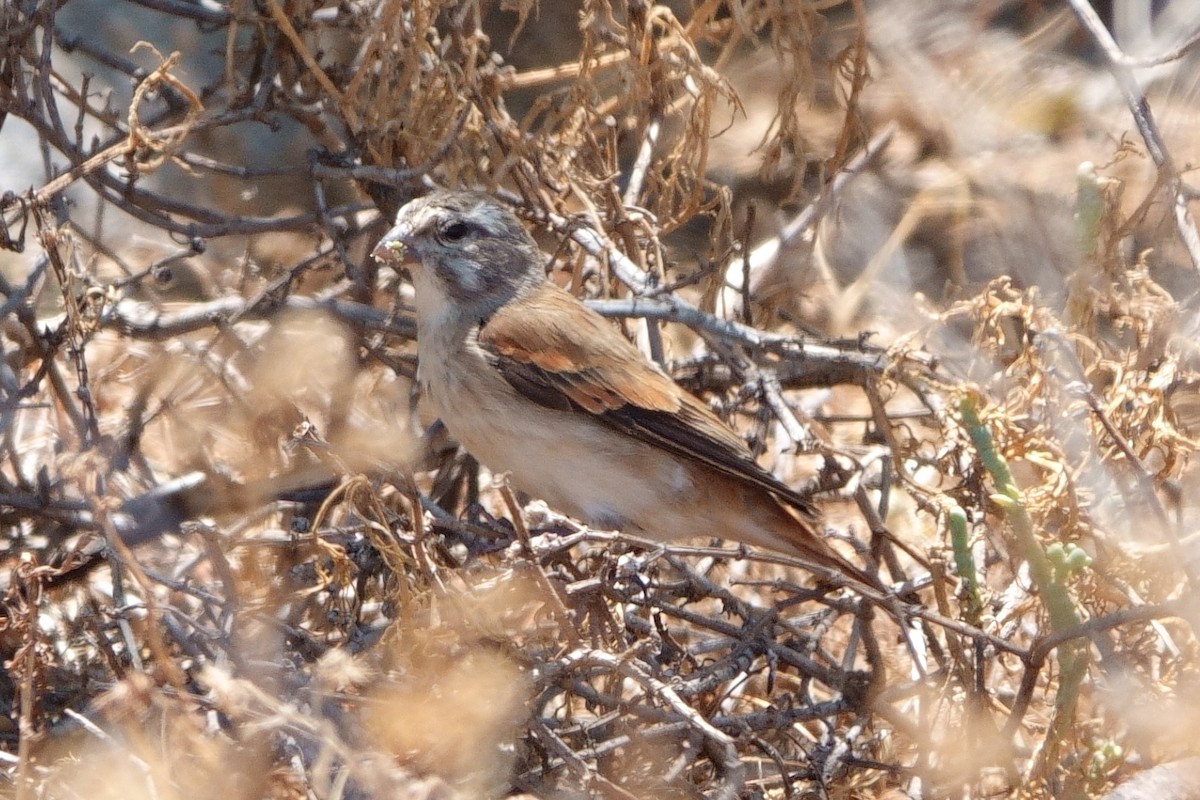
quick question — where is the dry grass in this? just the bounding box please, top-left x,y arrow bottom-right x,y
2,0 -> 1200,798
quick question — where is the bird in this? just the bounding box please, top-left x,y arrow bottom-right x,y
373,190 -> 879,591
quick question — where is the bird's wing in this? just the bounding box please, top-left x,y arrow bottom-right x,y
477,283 -> 819,517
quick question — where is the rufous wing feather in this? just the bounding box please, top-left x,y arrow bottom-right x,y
478,283 -> 822,518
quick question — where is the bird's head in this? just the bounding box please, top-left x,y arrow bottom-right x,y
374,191 -> 545,322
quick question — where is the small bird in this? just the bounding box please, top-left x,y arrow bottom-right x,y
374,190 -> 877,589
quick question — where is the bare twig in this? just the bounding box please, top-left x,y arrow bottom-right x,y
559,647 -> 747,800
719,123 -> 896,318
1065,0 -> 1200,269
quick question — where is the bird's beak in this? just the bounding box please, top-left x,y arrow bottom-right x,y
372,220 -> 414,267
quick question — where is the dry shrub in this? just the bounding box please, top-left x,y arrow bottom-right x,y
2,1 -> 1200,799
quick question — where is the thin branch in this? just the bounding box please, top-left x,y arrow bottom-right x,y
720,122 -> 896,316
559,648 -> 747,800
37,293 -> 417,342
1065,0 -> 1200,269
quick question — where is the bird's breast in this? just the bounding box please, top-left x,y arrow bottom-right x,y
417,329 -> 694,530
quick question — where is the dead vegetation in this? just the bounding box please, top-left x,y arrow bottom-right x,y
1,0 -> 1200,798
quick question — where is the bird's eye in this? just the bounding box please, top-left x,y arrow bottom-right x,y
439,220 -> 471,242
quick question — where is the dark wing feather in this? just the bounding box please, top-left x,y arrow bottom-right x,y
478,284 -> 819,517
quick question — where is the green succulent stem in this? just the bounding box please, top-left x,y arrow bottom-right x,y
1075,161 -> 1105,259
959,395 -> 1087,771
958,396 -> 1081,632
946,504 -> 983,625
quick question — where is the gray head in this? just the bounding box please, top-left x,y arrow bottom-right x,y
374,191 -> 545,320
